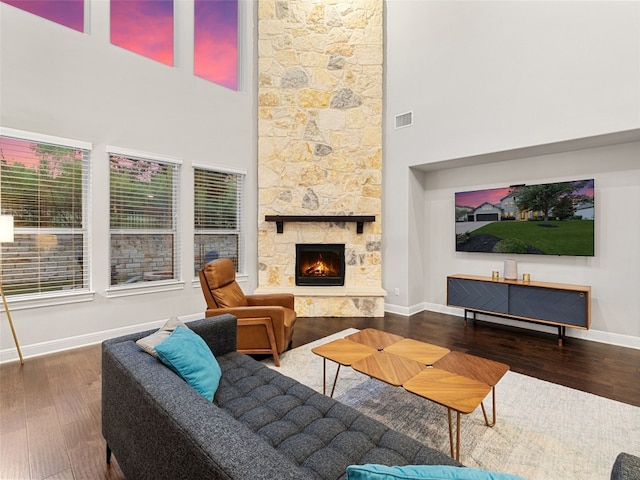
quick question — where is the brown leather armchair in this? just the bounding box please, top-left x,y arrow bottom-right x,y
198,258 -> 296,366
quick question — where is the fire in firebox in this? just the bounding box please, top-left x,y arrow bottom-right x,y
304,254 -> 337,277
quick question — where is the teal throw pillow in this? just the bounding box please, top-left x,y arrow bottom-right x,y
346,464 -> 526,480
155,326 -> 221,402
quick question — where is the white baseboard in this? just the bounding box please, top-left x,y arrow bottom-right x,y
0,313 -> 206,364
383,302 -> 423,316
411,302 -> 640,350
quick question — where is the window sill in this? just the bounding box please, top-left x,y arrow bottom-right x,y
1,290 -> 95,312
106,280 -> 185,298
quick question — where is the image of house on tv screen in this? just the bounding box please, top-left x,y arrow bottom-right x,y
455,179 -> 594,256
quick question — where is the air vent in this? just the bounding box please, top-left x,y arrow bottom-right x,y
394,111 -> 413,129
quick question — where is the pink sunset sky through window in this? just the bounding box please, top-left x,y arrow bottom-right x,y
111,0 -> 174,66
194,0 -> 238,90
2,0 -> 84,32
4,0 -> 239,90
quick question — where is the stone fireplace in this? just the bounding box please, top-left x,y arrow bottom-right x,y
256,0 -> 385,317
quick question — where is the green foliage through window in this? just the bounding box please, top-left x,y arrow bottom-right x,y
0,133 -> 89,297
194,169 -> 240,229
110,155 -> 174,230
108,152 -> 180,286
193,167 -> 244,275
1,140 -> 84,228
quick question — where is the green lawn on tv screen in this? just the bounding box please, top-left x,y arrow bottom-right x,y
469,220 -> 594,255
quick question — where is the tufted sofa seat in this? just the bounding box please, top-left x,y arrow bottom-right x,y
215,351 -> 455,479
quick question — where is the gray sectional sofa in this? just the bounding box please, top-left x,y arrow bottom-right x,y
102,314 -> 461,480
102,314 -> 640,480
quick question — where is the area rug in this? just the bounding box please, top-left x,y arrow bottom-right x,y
263,329 -> 640,480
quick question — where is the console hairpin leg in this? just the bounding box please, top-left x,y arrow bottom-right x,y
463,309 -> 477,328
558,326 -> 566,346
480,386 -> 497,427
447,408 -> 461,461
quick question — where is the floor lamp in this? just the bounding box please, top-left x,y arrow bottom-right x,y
0,215 -> 23,365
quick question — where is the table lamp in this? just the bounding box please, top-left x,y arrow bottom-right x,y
0,215 -> 23,364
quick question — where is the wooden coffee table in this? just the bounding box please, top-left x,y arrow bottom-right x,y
312,329 -> 509,461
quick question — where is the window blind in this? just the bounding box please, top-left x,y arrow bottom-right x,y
109,151 -> 180,286
0,131 -> 90,297
193,166 -> 245,275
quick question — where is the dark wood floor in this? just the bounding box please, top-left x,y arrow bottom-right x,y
1,311 -> 638,479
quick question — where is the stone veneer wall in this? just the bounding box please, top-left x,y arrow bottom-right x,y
257,0 -> 385,317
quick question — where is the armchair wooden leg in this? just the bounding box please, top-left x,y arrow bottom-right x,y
271,349 -> 280,367
237,318 -> 281,367
263,319 -> 279,366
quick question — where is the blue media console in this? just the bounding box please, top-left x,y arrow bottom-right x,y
447,274 -> 591,346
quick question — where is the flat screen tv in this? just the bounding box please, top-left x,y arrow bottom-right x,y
455,179 -> 594,256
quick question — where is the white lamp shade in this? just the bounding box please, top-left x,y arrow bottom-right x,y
0,215 -> 15,243
503,259 -> 518,280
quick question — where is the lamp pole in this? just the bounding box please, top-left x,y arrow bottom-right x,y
0,215 -> 23,365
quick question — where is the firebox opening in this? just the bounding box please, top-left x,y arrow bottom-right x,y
296,244 -> 345,286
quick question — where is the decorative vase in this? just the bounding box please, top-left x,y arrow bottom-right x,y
503,259 -> 518,280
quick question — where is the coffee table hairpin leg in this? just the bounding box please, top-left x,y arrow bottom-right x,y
447,409 -> 462,461
321,358 -> 342,398
446,387 -> 498,461
480,386 -> 497,427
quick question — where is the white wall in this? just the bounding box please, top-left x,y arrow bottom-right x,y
383,1 -> 640,346
0,1 -> 257,361
385,1 -> 639,160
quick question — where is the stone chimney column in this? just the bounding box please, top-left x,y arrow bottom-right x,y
257,0 -> 385,317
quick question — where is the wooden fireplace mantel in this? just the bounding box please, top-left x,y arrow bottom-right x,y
264,215 -> 376,234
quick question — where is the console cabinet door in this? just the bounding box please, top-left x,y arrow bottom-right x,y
448,278 -> 509,315
509,285 -> 588,327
